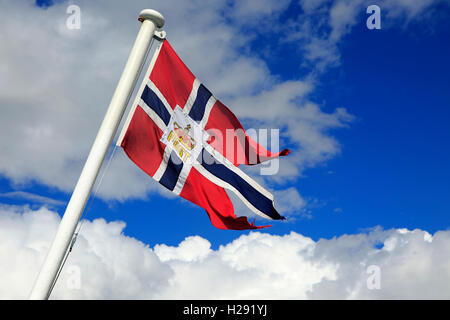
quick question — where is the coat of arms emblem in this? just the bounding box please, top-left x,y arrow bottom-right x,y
173,122 -> 196,151
160,106 -> 208,165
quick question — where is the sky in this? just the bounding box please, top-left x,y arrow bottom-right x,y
0,0 -> 449,299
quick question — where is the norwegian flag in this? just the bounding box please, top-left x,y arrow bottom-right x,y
117,40 -> 289,230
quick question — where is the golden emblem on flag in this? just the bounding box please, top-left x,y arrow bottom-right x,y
173,122 -> 196,151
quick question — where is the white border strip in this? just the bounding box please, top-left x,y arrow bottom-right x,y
199,95 -> 217,129
183,78 -> 201,114
203,143 -> 274,201
193,163 -> 273,220
173,164 -> 191,195
139,98 -> 167,132
153,145 -> 172,182
147,80 -> 174,117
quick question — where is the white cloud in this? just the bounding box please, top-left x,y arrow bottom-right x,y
1,205 -> 449,299
383,0 -> 436,21
292,0 -> 440,70
228,0 -> 291,24
0,191 -> 65,207
230,81 -> 354,180
0,0 -> 358,219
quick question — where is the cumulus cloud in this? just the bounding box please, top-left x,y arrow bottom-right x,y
1,205 -> 448,299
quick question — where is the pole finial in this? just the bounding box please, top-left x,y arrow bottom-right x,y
138,9 -> 165,28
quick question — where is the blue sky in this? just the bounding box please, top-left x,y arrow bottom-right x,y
296,11 -> 450,238
0,1 -> 450,248
1,0 -> 449,250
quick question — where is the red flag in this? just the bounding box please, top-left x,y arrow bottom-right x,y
118,40 -> 288,230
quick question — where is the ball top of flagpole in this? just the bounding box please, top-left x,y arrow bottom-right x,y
138,9 -> 165,28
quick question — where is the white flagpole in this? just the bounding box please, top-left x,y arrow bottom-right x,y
29,9 -> 165,300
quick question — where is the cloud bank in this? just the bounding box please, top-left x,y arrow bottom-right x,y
1,205 -> 448,299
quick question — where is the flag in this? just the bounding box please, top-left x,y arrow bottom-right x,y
117,40 -> 289,230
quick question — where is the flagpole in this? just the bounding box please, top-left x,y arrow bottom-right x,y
29,9 -> 165,300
